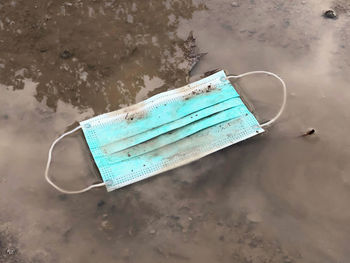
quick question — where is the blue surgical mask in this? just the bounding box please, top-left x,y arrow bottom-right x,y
45,70 -> 286,194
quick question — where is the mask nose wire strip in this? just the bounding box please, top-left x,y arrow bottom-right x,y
45,125 -> 106,194
226,71 -> 287,128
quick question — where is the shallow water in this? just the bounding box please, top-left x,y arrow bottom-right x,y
1,0 -> 350,262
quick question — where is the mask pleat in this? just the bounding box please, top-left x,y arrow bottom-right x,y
89,82 -> 239,148
101,97 -> 244,155
105,105 -> 249,164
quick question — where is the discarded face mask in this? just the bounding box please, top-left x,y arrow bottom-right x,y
45,70 -> 286,194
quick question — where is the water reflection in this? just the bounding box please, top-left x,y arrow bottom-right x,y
0,0 -> 205,114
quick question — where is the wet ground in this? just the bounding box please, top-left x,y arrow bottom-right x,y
1,0 -> 350,262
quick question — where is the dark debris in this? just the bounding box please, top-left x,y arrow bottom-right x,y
302,128 -> 315,137
97,200 -> 106,207
60,50 -> 74,59
183,31 -> 207,75
323,10 -> 337,19
201,68 -> 220,78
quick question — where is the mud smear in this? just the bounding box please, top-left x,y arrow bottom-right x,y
1,0 -> 350,262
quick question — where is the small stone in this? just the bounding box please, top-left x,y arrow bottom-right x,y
323,10 -> 337,19
6,248 -> 16,255
188,217 -> 192,221
231,2 -> 239,7
101,220 -> 113,230
247,212 -> 262,223
97,200 -> 105,207
60,50 -> 73,59
301,1 -> 306,4
149,229 -> 156,234
170,215 -> 180,220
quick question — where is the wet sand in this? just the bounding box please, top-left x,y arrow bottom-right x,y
1,0 -> 350,262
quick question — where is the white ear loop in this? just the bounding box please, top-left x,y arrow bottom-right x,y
45,125 -> 105,194
227,71 -> 287,128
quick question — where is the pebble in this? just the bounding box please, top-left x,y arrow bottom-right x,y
6,248 -> 16,255
170,215 -> 180,220
60,50 -> 73,59
149,229 -> 156,234
323,10 -> 337,19
247,212 -> 262,223
97,200 -> 105,207
231,2 -> 239,7
101,220 -> 113,230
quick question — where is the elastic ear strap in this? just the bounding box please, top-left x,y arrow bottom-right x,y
227,71 -> 287,128
45,125 -> 105,194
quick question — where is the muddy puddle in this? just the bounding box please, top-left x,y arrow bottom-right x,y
1,0 -> 350,262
